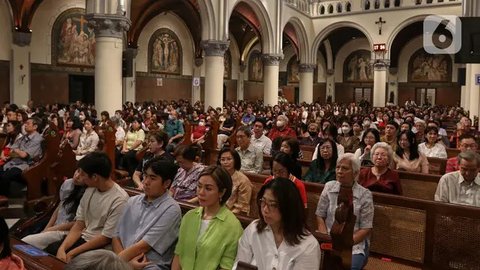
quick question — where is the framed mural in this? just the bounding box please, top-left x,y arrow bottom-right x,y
149,28 -> 182,74
224,50 -> 231,79
287,56 -> 300,83
52,8 -> 96,67
343,50 -> 373,82
409,49 -> 451,82
248,50 -> 263,82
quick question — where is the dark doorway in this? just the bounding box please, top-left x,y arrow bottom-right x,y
69,75 -> 94,104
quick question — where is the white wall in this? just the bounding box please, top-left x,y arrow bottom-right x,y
229,35 -> 240,80
137,12 -> 195,75
317,52 -> 326,82
30,0 -> 85,64
334,38 -> 370,82
0,0 -> 13,61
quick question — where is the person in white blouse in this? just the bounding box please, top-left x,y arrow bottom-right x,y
418,126 -> 447,159
234,178 -> 321,270
74,118 -> 99,161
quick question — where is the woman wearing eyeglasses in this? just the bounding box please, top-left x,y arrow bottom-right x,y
172,166 -> 243,270
234,178 -> 321,270
358,142 -> 402,195
303,138 -> 338,183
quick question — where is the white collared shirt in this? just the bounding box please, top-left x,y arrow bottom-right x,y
435,171 -> 480,207
234,220 -> 321,270
251,134 -> 272,155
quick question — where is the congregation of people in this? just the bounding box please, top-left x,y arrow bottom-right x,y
1,98 -> 480,270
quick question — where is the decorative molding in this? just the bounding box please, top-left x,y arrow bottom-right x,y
86,13 -> 131,39
299,63 -> 316,73
12,31 -> 32,47
326,69 -> 334,75
194,57 -> 203,67
201,40 -> 229,57
373,59 -> 390,70
262,54 -> 283,66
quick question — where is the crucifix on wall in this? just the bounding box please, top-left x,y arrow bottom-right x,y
375,17 -> 386,35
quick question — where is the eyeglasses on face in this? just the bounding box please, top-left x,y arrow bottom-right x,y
259,197 -> 279,210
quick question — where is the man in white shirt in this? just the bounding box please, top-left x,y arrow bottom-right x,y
251,119 -> 272,155
435,151 -> 480,207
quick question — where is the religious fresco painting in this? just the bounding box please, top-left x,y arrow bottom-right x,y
149,28 -> 182,74
344,50 -> 373,82
287,56 -> 300,83
248,50 -> 263,82
224,50 -> 231,79
52,8 -> 96,67
409,49 -> 451,82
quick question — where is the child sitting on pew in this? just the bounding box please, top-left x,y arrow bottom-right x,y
22,169 -> 86,249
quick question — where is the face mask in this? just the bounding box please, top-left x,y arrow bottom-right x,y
198,121 -> 205,126
342,127 -> 351,133
276,120 -> 284,127
308,131 -> 318,138
79,115 -> 85,120
411,127 -> 418,133
168,115 -> 174,120
363,121 -> 371,127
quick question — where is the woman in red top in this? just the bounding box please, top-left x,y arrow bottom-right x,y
358,142 -> 402,195
264,152 -> 307,207
191,117 -> 208,146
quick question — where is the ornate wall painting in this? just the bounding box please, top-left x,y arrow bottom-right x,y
248,50 -> 263,82
343,50 -> 373,82
287,56 -> 300,83
149,28 -> 182,74
52,8 -> 96,67
409,49 -> 451,82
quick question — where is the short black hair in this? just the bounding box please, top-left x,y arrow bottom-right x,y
77,152 -> 112,178
217,148 -> 242,171
256,178 -> 308,246
253,118 -> 266,128
144,158 -> 179,188
199,165 -> 233,204
386,120 -> 399,130
173,145 -> 197,161
272,152 -> 295,175
149,130 -> 169,150
0,216 -> 12,259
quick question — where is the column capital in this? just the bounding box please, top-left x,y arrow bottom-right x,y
125,47 -> 138,57
372,59 -> 390,70
262,54 -> 283,66
194,57 -> 204,67
201,40 -> 229,57
299,63 -> 316,73
86,13 -> 131,39
12,31 -> 32,47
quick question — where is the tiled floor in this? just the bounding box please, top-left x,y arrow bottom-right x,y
1,198 -> 27,229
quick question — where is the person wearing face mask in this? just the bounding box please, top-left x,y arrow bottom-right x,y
300,123 -> 321,146
337,121 -> 360,153
191,116 -> 208,146
267,115 -> 296,141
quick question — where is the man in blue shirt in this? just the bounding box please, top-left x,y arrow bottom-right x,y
113,158 -> 181,270
164,110 -> 184,153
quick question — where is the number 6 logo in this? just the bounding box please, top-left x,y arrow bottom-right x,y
423,15 -> 462,54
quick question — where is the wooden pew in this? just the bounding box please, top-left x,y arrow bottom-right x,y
426,157 -> 447,175
10,237 -> 65,270
397,171 -> 440,201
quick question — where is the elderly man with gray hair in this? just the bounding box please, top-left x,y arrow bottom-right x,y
435,150 -> 480,207
316,153 -> 374,270
267,115 -> 296,141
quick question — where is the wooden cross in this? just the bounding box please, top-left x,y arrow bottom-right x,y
375,17 -> 386,35
73,15 -> 88,33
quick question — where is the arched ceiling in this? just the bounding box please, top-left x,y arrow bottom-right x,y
318,27 -> 366,66
7,0 -> 44,32
228,2 -> 262,63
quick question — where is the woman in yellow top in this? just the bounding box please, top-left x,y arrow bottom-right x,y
172,165 -> 243,270
120,117 -> 145,176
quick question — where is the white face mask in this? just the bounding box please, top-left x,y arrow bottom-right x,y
168,115 -> 174,120
79,115 -> 85,120
198,121 -> 205,126
341,127 -> 351,133
276,120 -> 284,127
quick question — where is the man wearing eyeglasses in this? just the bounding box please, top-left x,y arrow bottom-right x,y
446,134 -> 478,173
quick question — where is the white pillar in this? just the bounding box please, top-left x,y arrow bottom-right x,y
299,64 -> 315,104
10,32 -> 31,106
87,13 -> 130,116
192,58 -> 202,103
123,48 -> 137,104
237,64 -> 245,101
373,62 -> 388,107
201,40 -> 229,111
326,70 -> 335,102
263,54 -> 282,106
464,64 -> 472,112
468,64 -> 480,120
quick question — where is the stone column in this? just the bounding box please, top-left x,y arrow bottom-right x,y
299,64 -> 315,103
263,54 -> 282,106
86,13 -> 130,115
10,32 -> 31,106
123,47 -> 137,104
462,65 -> 471,110
468,64 -> 480,120
192,58 -> 203,103
201,40 -> 229,111
373,61 -> 388,107
237,63 -> 246,101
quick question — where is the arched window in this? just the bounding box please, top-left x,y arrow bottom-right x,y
415,0 -> 422,5
346,2 -> 352,11
394,0 -> 401,7
320,5 -> 325,14
328,4 -> 334,13
364,0 -> 371,10
384,0 -> 390,8
337,3 -> 342,13
374,0 -> 381,9
426,0 -> 433,3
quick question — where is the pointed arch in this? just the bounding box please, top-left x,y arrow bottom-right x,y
197,0 -> 215,40
282,16 -> 310,64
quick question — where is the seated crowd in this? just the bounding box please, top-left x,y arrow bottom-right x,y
1,99 -> 480,270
